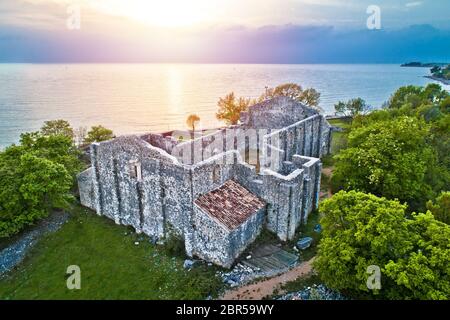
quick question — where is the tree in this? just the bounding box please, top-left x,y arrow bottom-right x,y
315,191 -> 450,299
41,119 -> 74,140
84,125 -> 115,144
186,114 -> 200,139
387,84 -> 448,110
0,147 -> 74,237
259,83 -> 321,110
334,98 -> 371,117
19,131 -> 82,178
216,92 -> 252,125
384,212 -> 450,300
426,192 -> 450,224
332,116 -> 436,210
314,191 -> 414,297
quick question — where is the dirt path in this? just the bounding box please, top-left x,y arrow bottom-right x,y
220,258 -> 315,300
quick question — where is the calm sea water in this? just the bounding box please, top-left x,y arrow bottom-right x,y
0,63 -> 447,149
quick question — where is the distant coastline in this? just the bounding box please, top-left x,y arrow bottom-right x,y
425,75 -> 450,85
401,62 -> 450,86
401,62 -> 448,68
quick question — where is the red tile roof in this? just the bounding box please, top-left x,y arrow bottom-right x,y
194,180 -> 266,231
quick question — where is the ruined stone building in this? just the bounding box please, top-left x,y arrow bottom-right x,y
78,97 -> 332,268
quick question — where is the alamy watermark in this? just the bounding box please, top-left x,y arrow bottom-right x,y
66,4 -> 81,30
367,5 -> 381,30
66,265 -> 81,290
366,265 -> 381,290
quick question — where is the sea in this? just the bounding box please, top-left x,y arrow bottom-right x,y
0,63 -> 448,149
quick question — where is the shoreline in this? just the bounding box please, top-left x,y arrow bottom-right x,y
425,75 -> 450,86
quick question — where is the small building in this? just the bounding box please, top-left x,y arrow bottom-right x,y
192,180 -> 266,268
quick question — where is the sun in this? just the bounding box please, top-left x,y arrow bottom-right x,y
101,0 -> 214,28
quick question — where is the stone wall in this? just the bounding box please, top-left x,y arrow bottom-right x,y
191,204 -> 265,268
77,167 -> 96,211
240,96 -> 318,129
78,97 -> 331,268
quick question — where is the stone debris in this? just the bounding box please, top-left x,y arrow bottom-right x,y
0,211 -> 69,278
219,263 -> 257,287
313,224 -> 322,233
297,237 -> 313,250
279,284 -> 347,300
183,259 -> 195,270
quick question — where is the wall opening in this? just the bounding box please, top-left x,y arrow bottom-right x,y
129,160 -> 142,182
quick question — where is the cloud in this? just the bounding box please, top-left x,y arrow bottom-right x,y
1,23 -> 449,63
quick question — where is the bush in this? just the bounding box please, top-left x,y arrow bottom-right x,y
332,116 -> 436,211
0,126 -> 82,238
315,191 -> 450,299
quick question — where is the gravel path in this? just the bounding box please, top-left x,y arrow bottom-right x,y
0,212 -> 69,278
220,258 -> 314,300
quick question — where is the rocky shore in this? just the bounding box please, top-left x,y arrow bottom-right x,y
0,212 -> 69,278
425,75 -> 450,86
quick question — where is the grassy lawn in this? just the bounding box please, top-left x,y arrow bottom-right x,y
0,204 -> 224,300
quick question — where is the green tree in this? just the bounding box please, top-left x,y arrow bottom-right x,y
384,212 -> 450,300
19,132 -> 82,178
84,125 -> 115,144
387,84 -> 448,110
314,191 -> 413,297
334,98 -> 371,117
0,150 -> 73,237
315,191 -> 450,299
332,116 -> 436,210
259,83 -> 321,110
216,92 -> 252,125
41,119 -> 74,139
426,192 -> 450,224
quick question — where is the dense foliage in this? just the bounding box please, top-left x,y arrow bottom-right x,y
40,119 -> 74,139
0,126 -> 83,238
427,192 -> 450,225
333,84 -> 450,211
84,125 -> 115,144
314,191 -> 450,300
332,116 -> 436,210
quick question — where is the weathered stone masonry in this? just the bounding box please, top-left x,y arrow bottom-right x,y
78,97 -> 332,268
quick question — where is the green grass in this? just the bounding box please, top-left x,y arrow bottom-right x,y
0,204 -> 224,300
294,210 -> 322,261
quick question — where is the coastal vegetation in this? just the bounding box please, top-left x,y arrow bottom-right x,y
0,121 -> 115,238
84,125 -> 115,144
314,191 -> 450,300
334,98 -> 371,118
0,128 -> 82,238
431,64 -> 450,81
313,83 -> 450,299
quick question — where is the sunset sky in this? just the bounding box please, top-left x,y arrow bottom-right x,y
1,0 -> 450,62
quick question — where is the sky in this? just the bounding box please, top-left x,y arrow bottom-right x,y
0,0 -> 449,63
